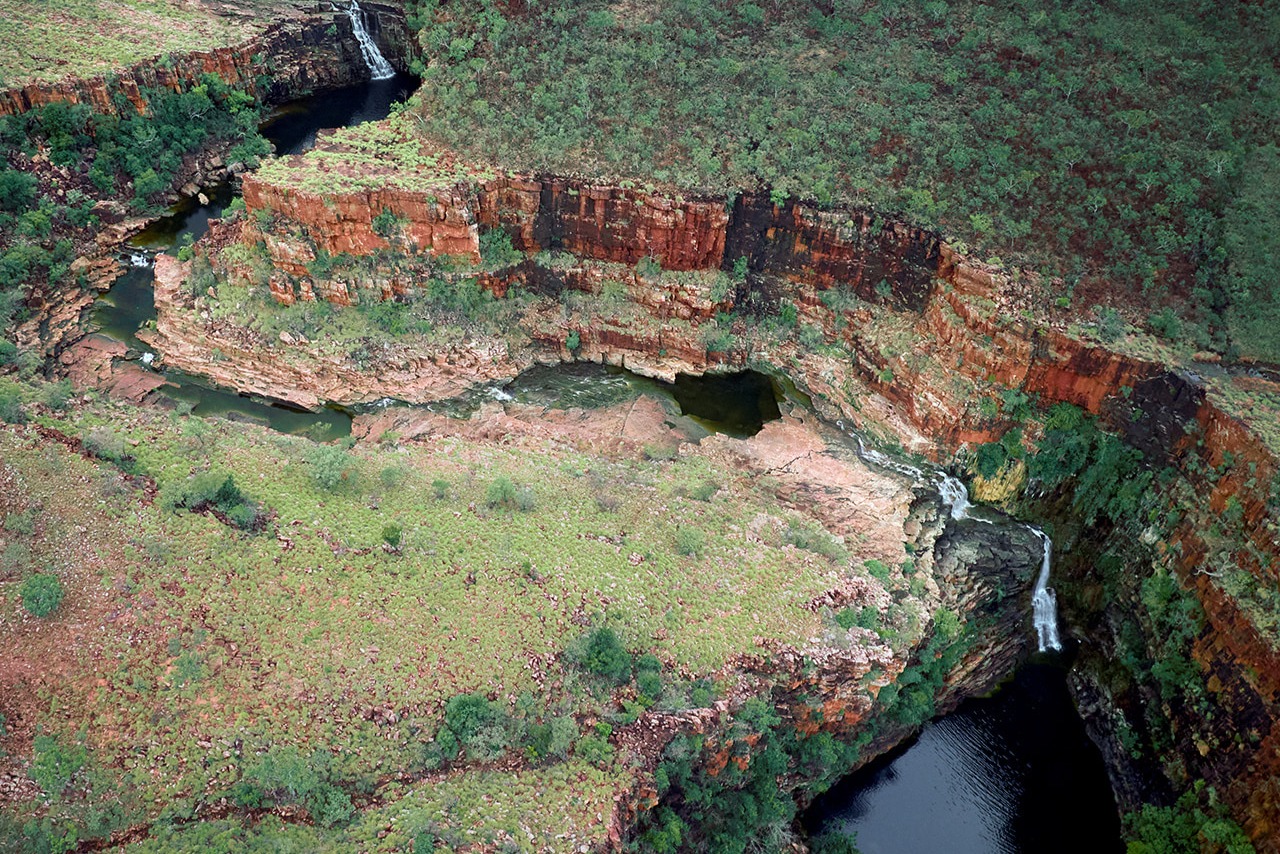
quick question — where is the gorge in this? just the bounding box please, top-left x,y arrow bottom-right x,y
0,2 -> 1278,853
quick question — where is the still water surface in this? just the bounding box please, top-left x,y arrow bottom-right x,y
805,663 -> 1122,854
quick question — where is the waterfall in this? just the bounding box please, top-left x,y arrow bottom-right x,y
840,421 -> 1062,650
1029,527 -> 1062,652
845,426 -> 974,522
347,1 -> 395,81
935,474 -> 974,521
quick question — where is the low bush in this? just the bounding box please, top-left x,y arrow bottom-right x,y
160,471 -> 266,531
30,735 -> 86,796
675,527 -> 705,558
784,519 -> 847,563
306,445 -> 358,492
20,573 -> 64,618
439,693 -> 511,762
580,627 -> 633,684
245,746 -> 353,828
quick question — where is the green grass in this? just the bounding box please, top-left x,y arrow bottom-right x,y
254,111 -> 499,195
0,389 -> 919,848
0,0 -> 290,86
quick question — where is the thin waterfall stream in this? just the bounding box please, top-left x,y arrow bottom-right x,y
348,0 -> 395,80
840,422 -> 1062,652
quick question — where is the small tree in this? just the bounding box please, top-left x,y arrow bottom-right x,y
21,574 -> 64,618
486,476 -> 518,509
582,627 -> 632,683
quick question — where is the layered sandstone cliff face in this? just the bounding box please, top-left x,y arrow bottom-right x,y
150,135 -> 1280,846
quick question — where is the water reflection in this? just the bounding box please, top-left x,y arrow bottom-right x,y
261,74 -> 417,157
805,663 -> 1121,854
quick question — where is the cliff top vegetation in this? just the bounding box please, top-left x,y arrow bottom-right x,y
254,110 -> 499,194
0,0 -> 297,87
404,0 -> 1280,364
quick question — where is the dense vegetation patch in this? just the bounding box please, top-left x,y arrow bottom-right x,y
0,74 -> 270,356
407,0 -> 1280,361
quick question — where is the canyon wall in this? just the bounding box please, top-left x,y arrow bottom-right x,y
166,149 -> 1280,846
240,167 -> 941,311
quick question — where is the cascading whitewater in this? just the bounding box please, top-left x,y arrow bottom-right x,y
841,421 -> 1062,651
1029,528 -> 1062,652
347,0 -> 395,81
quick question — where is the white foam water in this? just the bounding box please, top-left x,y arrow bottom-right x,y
128,252 -> 150,268
1028,527 -> 1062,652
348,1 -> 395,81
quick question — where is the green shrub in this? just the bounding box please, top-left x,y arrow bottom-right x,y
809,832 -> 863,854
160,471 -> 265,531
689,479 -> 719,501
0,169 -> 36,212
440,693 -> 510,762
1147,307 -> 1183,342
636,255 -> 662,278
486,475 -> 516,508
864,559 -> 891,582
381,523 -> 402,549
81,426 -> 127,463
306,445 -> 357,492
40,380 -> 73,410
379,464 -> 408,490
784,519 -> 847,563
778,301 -> 799,328
637,670 -> 663,703
974,441 -> 1009,479
431,478 -> 450,499
524,715 -> 577,762
247,746 -> 320,803
835,607 -> 877,631
479,228 -> 523,268
576,724 -> 615,766
4,509 -> 34,536
1124,782 -> 1253,854
1094,305 -> 1126,342
372,208 -> 402,239
307,783 -> 353,828
29,735 -> 86,796
514,485 -> 537,512
675,527 -> 705,557
0,382 -> 25,423
20,574 -> 64,618
580,627 -> 633,684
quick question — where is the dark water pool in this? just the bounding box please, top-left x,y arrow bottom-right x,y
804,663 -> 1122,854
260,73 -> 417,157
439,363 -> 785,438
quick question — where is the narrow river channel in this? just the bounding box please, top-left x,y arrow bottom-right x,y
91,73 -> 418,440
